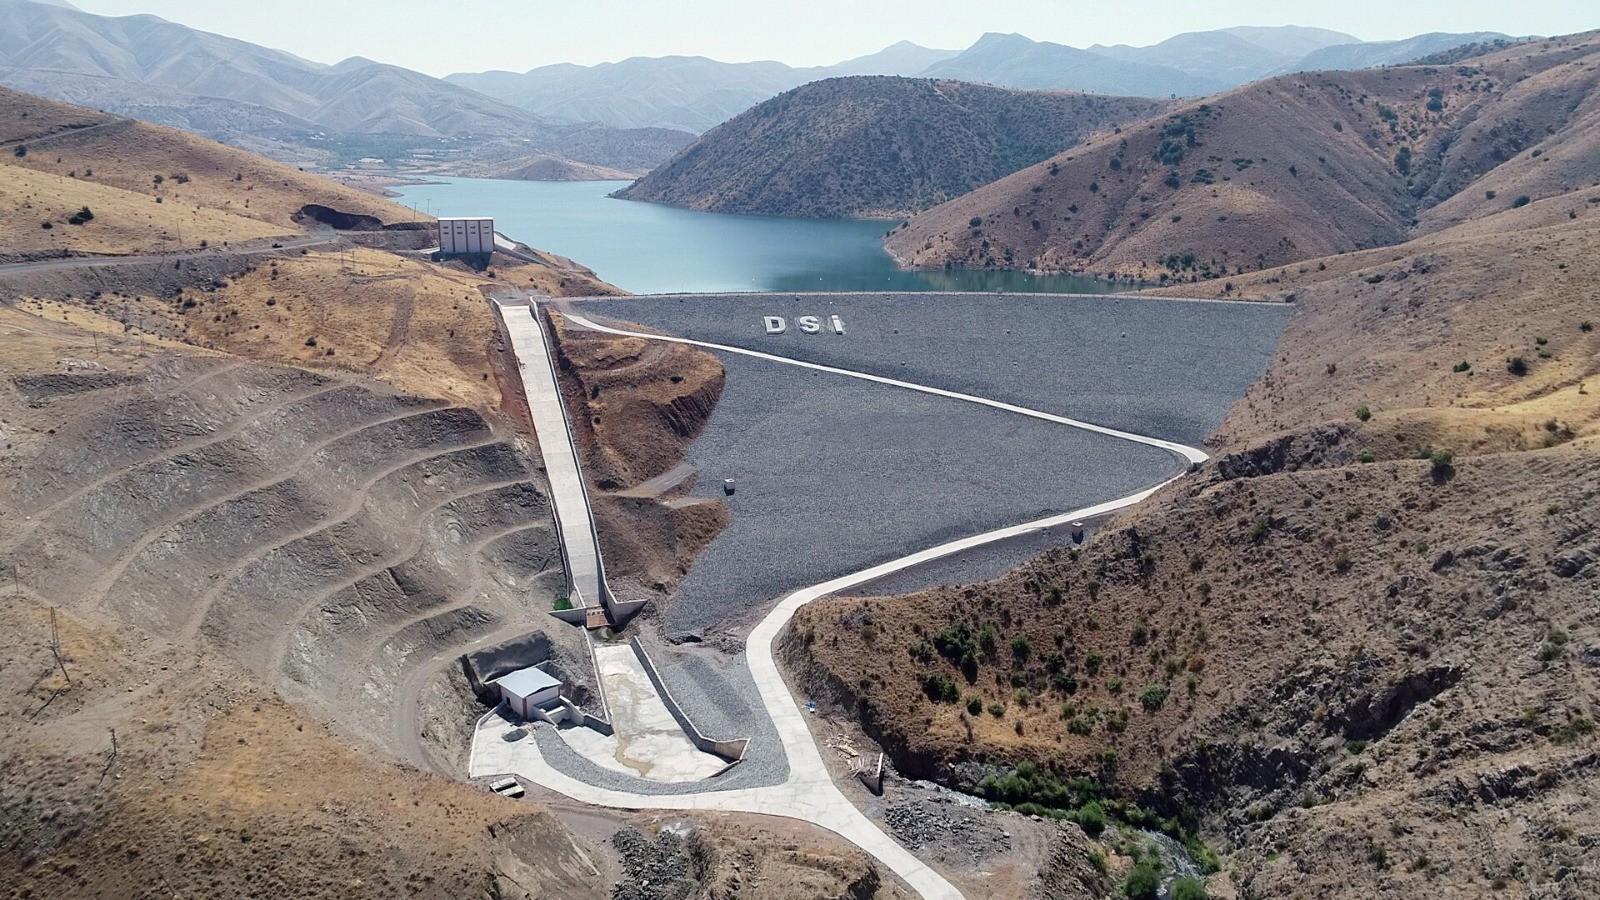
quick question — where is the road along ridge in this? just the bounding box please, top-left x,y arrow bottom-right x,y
558,310 -> 1209,465
474,305 -> 1217,899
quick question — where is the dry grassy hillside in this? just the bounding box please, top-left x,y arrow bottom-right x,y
886,31 -> 1600,280
1167,188 -> 1600,453
800,180 -> 1600,896
1,163 -> 286,255
15,247 -> 614,410
0,85 -> 424,242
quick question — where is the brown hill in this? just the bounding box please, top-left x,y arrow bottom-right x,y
0,84 -> 423,254
886,31 -> 1600,280
476,152 -> 639,181
797,187 -> 1600,895
617,76 -> 1164,219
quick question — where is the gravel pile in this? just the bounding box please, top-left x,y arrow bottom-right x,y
883,796 -> 1012,864
611,827 -> 701,900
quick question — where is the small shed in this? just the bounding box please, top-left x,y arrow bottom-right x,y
492,666 -> 562,719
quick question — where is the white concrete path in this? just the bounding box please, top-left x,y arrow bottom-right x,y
494,301 -> 605,608
472,305 -> 1215,900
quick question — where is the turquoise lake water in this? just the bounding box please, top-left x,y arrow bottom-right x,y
391,178 -> 1126,295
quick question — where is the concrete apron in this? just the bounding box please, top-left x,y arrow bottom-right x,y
557,644 -> 726,782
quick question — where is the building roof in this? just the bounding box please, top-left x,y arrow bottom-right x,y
438,216 -> 493,222
493,665 -> 561,698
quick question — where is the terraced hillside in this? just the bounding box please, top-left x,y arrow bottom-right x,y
0,348 -> 590,772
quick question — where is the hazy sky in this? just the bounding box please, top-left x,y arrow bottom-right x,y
67,0 -> 1592,76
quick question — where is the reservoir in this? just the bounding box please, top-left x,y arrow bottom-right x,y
391,178 -> 1126,295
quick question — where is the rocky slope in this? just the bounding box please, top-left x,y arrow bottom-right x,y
797,178 -> 1600,895
618,76 -> 1164,219
886,31 -> 1600,280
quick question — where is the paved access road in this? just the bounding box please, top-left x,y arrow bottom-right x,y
474,308 -> 1212,900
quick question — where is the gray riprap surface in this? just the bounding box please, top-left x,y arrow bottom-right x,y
658,353 -> 1178,638
574,292 -> 1292,447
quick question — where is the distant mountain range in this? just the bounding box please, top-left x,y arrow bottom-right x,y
0,0 -> 692,174
452,27 -> 1512,134
447,41 -> 960,134
616,76 -> 1165,218
0,0 -> 1523,183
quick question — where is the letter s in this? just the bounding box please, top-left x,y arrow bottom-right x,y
798,315 -> 821,334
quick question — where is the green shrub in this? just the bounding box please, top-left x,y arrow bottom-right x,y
1011,634 -> 1032,662
1140,684 -> 1170,711
1123,860 -> 1162,899
923,673 -> 960,703
1512,195 -> 1531,208
1355,404 -> 1372,422
1074,800 -> 1107,836
553,595 -> 573,611
1507,356 -> 1529,376
987,701 -> 1006,717
967,695 -> 983,715
1453,360 -> 1471,373
1358,450 -> 1376,463
1171,876 -> 1208,900
969,216 -> 983,228
1429,450 -> 1454,478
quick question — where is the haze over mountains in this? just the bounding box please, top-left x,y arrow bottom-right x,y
452,26 -> 1512,133
0,0 -> 1527,188
0,0 -> 692,174
447,41 -> 960,134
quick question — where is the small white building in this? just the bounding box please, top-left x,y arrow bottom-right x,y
438,216 -> 494,256
491,666 -> 562,719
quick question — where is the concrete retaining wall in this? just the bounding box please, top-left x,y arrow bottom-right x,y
627,637 -> 750,765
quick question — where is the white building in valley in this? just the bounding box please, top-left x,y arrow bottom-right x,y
438,216 -> 494,256
490,666 -> 562,720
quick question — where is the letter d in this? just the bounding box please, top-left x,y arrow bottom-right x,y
763,316 -> 787,334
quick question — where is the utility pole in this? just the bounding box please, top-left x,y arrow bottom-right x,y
49,606 -> 70,686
